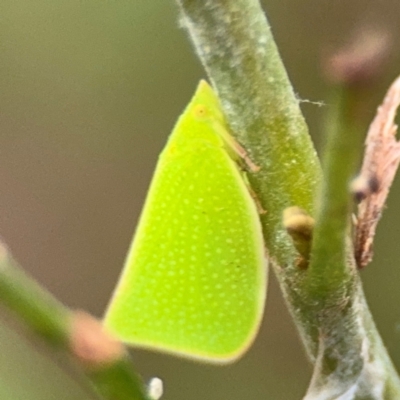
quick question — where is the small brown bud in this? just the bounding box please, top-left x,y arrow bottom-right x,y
69,310 -> 125,369
324,29 -> 391,87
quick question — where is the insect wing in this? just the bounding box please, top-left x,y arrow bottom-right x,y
104,81 -> 267,363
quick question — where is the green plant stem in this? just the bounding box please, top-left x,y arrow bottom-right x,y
0,248 -> 70,345
88,359 -> 151,400
303,86 -> 400,398
307,87 -> 363,300
0,246 -> 150,400
176,0 -> 400,398
177,0 -> 321,256
176,0 -> 318,357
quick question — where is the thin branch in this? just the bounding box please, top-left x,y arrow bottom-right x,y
306,86 -> 362,300
0,243 -> 151,400
303,83 -> 400,399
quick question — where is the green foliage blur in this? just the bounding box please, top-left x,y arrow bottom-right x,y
1,1 -> 400,399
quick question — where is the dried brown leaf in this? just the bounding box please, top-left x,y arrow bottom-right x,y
354,75 -> 400,268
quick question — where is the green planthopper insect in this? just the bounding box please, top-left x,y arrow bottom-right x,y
104,80 -> 267,363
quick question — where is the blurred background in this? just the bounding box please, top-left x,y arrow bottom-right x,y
0,1 -> 400,399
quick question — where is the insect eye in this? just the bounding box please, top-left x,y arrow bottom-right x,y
193,104 -> 208,119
